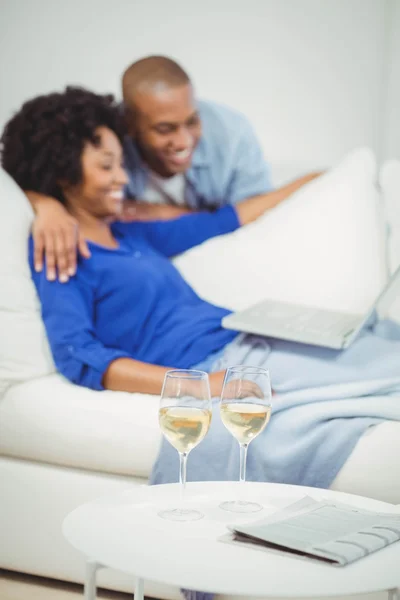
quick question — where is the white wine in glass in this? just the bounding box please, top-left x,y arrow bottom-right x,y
159,406 -> 212,454
158,369 -> 212,521
220,366 -> 272,513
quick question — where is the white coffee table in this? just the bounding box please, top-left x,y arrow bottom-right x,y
63,481 -> 400,600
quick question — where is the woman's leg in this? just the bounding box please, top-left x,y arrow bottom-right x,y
213,321 -> 400,394
264,320 -> 400,393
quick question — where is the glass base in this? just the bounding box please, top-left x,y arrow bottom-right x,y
219,500 -> 263,513
158,507 -> 204,521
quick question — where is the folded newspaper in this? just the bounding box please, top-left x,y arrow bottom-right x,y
225,496 -> 400,566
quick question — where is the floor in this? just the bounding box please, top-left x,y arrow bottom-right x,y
0,569 -> 394,600
0,569 -> 143,600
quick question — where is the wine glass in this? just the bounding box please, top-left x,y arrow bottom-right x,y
219,365 -> 272,513
158,369 -> 212,521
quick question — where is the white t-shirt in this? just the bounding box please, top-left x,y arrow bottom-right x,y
142,170 -> 186,206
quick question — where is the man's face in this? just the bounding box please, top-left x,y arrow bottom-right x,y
125,83 -> 202,177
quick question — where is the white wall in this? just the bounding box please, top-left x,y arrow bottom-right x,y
0,0 -> 389,178
383,0 -> 400,161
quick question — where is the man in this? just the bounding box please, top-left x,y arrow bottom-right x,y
121,56 -> 273,213
26,55 -> 318,281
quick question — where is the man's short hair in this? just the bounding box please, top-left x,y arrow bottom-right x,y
122,55 -> 191,102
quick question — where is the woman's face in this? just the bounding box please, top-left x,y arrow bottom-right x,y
68,126 -> 128,218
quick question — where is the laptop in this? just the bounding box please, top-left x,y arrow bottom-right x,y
222,265 -> 400,350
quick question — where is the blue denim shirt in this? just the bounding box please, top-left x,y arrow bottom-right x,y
123,100 -> 273,208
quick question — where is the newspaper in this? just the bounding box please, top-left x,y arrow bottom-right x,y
226,496 -> 400,566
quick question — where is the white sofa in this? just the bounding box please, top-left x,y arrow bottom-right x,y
1,148 -> 400,600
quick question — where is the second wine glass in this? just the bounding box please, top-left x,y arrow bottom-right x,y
219,365 -> 272,513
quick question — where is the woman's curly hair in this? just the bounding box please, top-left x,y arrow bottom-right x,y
0,86 -> 125,203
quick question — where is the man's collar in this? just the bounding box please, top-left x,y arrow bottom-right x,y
190,138 -> 209,168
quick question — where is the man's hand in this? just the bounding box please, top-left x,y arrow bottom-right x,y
28,192 -> 91,282
119,200 -> 192,222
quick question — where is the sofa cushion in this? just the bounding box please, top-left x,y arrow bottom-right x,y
0,169 -> 55,399
0,374 -> 161,477
174,147 -> 387,313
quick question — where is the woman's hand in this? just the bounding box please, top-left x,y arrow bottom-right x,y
209,370 -> 274,398
221,378 -> 264,400
27,192 -> 91,282
209,371 -> 226,398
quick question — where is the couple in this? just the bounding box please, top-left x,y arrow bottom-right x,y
1,58 -> 400,494
25,55 -> 318,283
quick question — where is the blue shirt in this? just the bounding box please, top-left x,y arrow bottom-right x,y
123,101 -> 272,209
29,207 -> 239,391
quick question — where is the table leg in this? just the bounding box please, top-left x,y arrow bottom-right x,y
84,560 -> 100,600
134,576 -> 144,600
388,589 -> 400,600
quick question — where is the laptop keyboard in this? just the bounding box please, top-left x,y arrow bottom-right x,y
248,301 -> 360,337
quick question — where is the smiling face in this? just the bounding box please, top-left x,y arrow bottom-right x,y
125,83 -> 202,178
64,126 -> 128,219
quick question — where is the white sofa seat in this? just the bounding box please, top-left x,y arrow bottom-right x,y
0,374 -> 161,477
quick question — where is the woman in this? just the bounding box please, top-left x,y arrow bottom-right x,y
2,87 -> 400,491
0,87 -> 302,396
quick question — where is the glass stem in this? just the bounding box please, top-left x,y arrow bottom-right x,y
179,451 -> 188,507
239,443 -> 248,485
